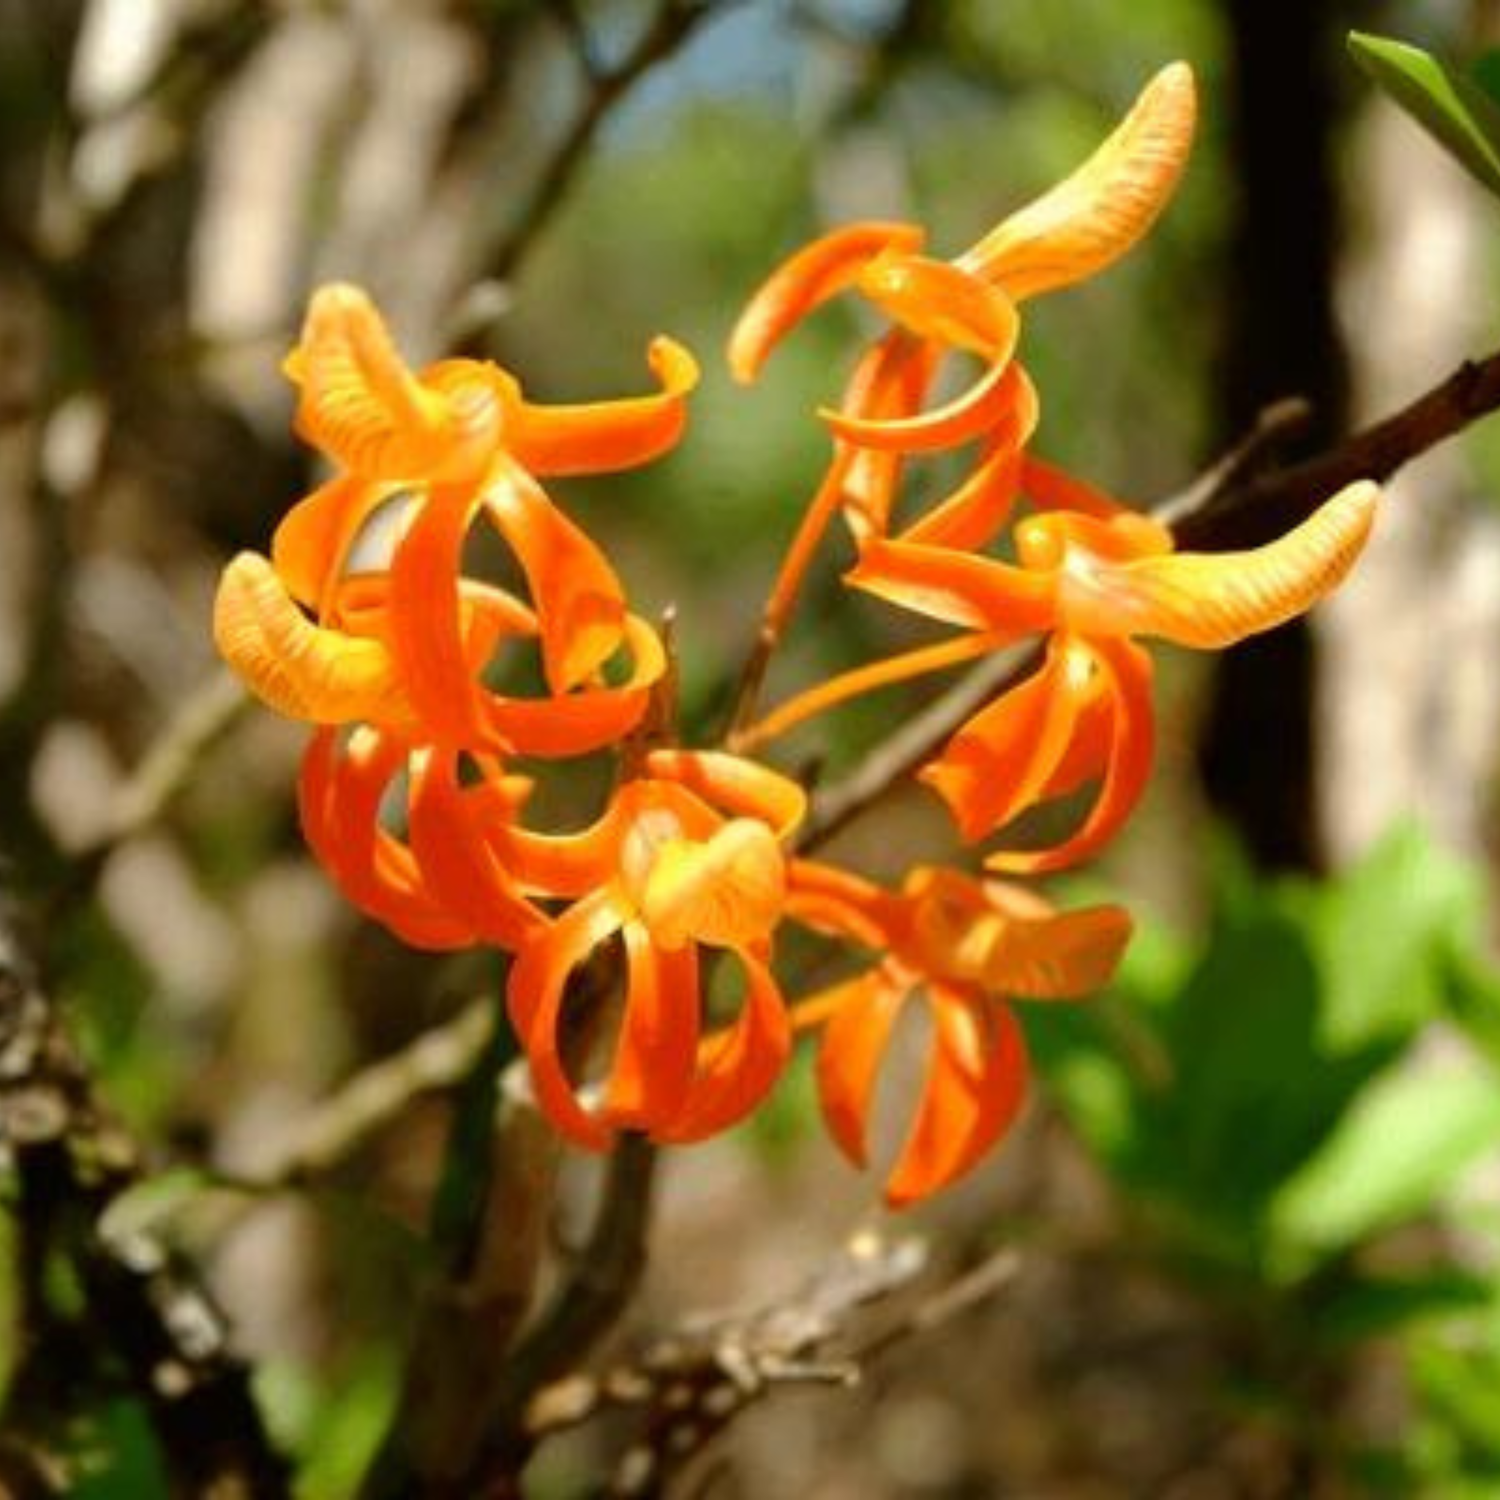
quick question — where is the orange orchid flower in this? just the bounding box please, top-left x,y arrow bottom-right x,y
727,62 -> 1196,514
786,861 -> 1131,1207
504,750 -> 805,1151
848,476 -> 1380,870
214,285 -> 696,756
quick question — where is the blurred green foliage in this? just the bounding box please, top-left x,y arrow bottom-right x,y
1030,825 -> 1500,1493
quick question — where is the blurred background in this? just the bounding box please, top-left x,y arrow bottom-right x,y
5,0 -> 1500,1495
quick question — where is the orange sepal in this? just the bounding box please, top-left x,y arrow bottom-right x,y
1021,454 -> 1132,520
848,537 -> 1056,633
727,221 -> 925,384
510,337 -> 699,476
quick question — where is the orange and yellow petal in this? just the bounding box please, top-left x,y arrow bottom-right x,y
214,552 -> 413,726
858,255 -> 1020,362
288,283 -> 500,481
1060,480 -> 1379,646
727,221 -> 925,384
904,867 -> 1132,999
958,62 -> 1197,299
637,819 -> 786,951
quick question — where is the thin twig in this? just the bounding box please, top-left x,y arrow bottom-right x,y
458,0 -> 736,346
803,343 -> 1500,849
229,998 -> 496,1191
515,1234 -> 1020,1498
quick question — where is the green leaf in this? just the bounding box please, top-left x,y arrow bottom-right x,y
1311,823 -> 1481,1051
1268,1055 -> 1500,1278
1472,48 -> 1500,108
1349,31 -> 1500,199
1316,1269 -> 1495,1345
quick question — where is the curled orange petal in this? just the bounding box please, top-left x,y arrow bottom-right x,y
299,728 -> 473,951
479,613 -> 663,758
483,460 -> 628,691
507,892 -> 625,1151
509,336 -> 699,476
659,947 -> 791,1143
958,62 -> 1197,299
645,749 -> 807,838
814,968 -> 908,1169
883,991 -> 1027,1208
920,635 -> 1094,842
1062,480 -> 1379,646
728,221 -> 925,384
271,476 -> 396,610
986,635 -> 1155,874
406,750 -> 545,950
820,349 -> 1019,454
785,859 -> 896,952
214,552 -> 412,725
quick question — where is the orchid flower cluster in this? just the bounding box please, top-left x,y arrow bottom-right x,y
214,63 -> 1377,1206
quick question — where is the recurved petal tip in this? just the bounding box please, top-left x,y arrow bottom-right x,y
1084,479 -> 1380,648
959,60 -> 1197,300
726,221 -> 925,383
